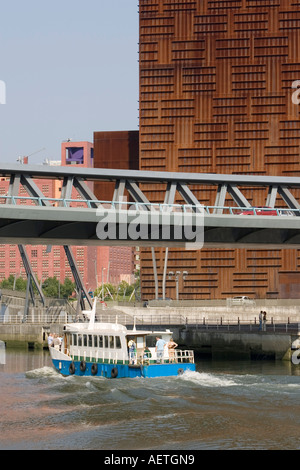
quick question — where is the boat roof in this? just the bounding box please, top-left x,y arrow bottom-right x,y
64,322 -> 127,333
65,299 -> 173,336
64,322 -> 173,337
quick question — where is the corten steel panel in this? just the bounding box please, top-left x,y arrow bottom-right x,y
139,0 -> 300,300
93,131 -> 139,285
93,131 -> 139,201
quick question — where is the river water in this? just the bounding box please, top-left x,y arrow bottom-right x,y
0,349 -> 299,451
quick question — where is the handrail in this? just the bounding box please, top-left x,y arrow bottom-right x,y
175,349 -> 194,364
0,194 -> 299,216
1,314 -> 299,334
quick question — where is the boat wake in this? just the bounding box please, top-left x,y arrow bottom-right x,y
25,366 -> 59,379
178,369 -> 237,387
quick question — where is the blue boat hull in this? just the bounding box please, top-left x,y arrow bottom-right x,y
52,358 -> 196,378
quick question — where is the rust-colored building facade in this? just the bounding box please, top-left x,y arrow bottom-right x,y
139,0 -> 300,299
93,131 -> 139,285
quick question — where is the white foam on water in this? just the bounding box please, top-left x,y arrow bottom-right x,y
25,366 -> 62,379
178,370 -> 237,387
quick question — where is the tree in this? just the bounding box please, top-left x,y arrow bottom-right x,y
42,277 -> 59,298
94,282 -> 117,300
1,275 -> 15,290
118,280 -> 134,297
60,278 -> 75,298
15,277 -> 27,291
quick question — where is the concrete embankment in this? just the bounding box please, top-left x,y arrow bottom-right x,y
179,328 -> 293,361
0,324 -> 62,349
114,302 -> 300,361
117,301 -> 300,324
0,297 -> 299,360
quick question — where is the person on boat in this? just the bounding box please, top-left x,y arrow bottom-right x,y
128,339 -> 136,365
47,333 -> 54,348
167,338 -> 178,363
155,336 -> 167,364
53,334 -> 62,351
143,346 -> 151,364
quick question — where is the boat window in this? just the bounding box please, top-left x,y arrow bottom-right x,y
115,336 -> 121,349
109,336 -> 114,348
99,335 -> 103,348
104,336 -> 109,348
78,334 -> 82,347
146,335 -> 157,348
94,335 -> 98,348
69,334 -> 72,346
88,335 -> 93,348
83,335 -> 87,347
73,334 -> 77,346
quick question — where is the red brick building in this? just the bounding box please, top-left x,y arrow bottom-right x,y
0,138 -> 137,292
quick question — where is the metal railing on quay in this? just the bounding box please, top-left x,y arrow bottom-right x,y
132,315 -> 300,334
133,314 -> 186,326
1,312 -> 299,335
186,318 -> 300,334
0,314 -> 76,324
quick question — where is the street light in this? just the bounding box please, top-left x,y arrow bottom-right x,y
168,270 -> 188,301
101,267 -> 106,302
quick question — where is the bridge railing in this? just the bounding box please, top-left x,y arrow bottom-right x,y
1,194 -> 299,216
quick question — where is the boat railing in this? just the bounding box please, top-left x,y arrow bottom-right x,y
71,347 -> 127,365
175,349 -> 194,364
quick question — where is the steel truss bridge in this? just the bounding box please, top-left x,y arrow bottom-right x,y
1,163 -> 300,311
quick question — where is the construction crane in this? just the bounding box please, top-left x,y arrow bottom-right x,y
17,147 -> 46,164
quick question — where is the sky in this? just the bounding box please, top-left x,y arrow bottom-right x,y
0,0 -> 139,164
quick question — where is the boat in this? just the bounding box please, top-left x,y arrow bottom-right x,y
49,298 -> 196,378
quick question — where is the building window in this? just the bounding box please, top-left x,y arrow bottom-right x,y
66,147 -> 84,165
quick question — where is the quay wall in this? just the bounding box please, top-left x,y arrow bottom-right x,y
0,299 -> 299,359
0,323 -> 296,361
0,323 -> 294,360
178,328 -> 293,361
116,304 -> 300,324
0,324 -> 62,349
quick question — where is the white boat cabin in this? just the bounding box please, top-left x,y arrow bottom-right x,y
62,321 -> 176,364
55,299 -> 194,366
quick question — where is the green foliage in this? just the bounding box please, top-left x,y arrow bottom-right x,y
93,276 -> 140,301
60,278 -> 75,298
0,272 -> 142,302
0,275 -> 75,299
0,274 -> 16,290
42,277 -> 59,297
42,277 -> 75,298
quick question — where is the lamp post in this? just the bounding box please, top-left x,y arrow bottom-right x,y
168,270 -> 188,300
101,267 -> 106,302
